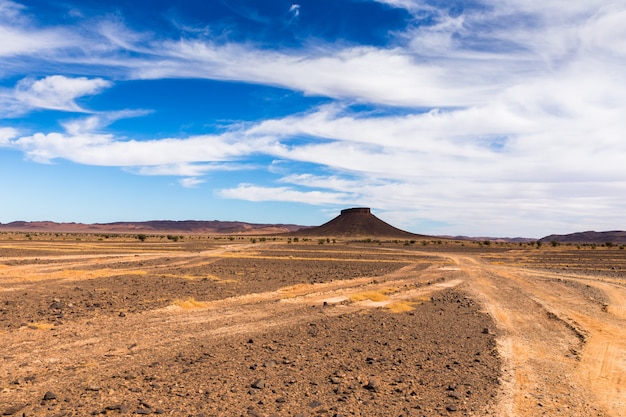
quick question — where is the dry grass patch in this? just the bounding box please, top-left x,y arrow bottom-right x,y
387,301 -> 416,313
350,291 -> 388,302
26,321 -> 54,330
172,297 -> 207,309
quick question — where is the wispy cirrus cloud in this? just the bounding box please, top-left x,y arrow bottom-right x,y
179,177 -> 204,188
219,183 -> 354,206
0,1 -> 77,59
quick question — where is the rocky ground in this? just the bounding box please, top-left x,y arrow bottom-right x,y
1,235 -> 625,416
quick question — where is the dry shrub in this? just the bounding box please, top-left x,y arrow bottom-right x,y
172,297 -> 207,309
28,322 -> 54,330
350,291 -> 388,302
387,301 -> 416,313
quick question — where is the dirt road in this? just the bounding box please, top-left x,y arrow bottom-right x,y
449,253 -> 626,416
1,238 -> 624,416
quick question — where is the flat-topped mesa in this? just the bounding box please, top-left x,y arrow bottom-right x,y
340,208 -> 371,215
292,207 -> 427,238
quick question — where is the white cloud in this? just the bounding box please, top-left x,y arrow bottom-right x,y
0,1 -> 88,63
219,184 -> 353,205
137,41 -> 498,108
179,177 -> 204,188
134,162 -> 257,177
289,4 -> 300,18
0,126 -> 18,144
14,75 -> 112,113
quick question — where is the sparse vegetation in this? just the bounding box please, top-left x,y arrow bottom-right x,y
27,321 -> 54,330
172,298 -> 207,309
387,301 -> 416,313
349,291 -> 388,302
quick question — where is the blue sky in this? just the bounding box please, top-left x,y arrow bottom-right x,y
1,0 -> 625,237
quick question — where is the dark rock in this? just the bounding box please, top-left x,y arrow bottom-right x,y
251,378 -> 265,389
105,404 -> 130,413
263,360 -> 277,368
43,391 -> 57,401
2,404 -> 27,415
364,378 -> 381,392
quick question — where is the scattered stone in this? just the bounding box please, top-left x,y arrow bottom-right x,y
2,404 -> 27,415
364,378 -> 381,392
43,391 -> 57,401
105,404 -> 130,413
251,379 -> 265,389
50,301 -> 64,310
330,376 -> 343,384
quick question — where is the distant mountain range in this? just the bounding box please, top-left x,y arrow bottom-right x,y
0,220 -> 306,235
538,230 -> 626,244
1,217 -> 623,243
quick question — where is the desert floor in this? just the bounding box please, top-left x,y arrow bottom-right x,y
1,234 -> 625,416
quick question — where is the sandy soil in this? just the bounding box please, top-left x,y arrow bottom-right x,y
1,235 -> 625,416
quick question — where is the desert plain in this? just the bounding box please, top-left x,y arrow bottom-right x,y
1,233 -> 625,416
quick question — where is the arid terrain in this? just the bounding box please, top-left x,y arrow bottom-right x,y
1,233 -> 625,416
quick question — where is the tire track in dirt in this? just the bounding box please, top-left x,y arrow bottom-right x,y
0,262 -> 462,390
447,254 -> 626,417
